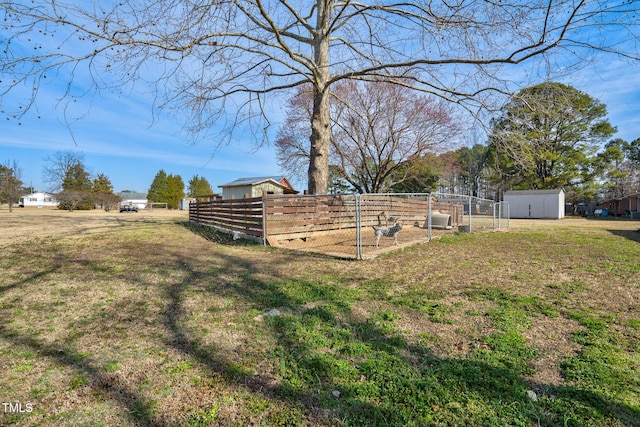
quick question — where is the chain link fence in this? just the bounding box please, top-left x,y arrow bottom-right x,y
263,193 -> 509,259
190,193 -> 508,259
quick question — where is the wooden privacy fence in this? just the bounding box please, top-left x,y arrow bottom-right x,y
264,194 -> 357,244
189,193 -> 464,244
189,196 -> 264,238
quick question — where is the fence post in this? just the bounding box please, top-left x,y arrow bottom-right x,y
427,193 -> 432,241
468,195 -> 473,232
506,202 -> 510,229
493,201 -> 496,231
355,194 -> 362,260
262,194 -> 267,246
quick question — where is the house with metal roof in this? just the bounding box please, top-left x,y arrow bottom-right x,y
218,176 -> 298,199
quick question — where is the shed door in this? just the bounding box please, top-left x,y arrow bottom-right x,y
530,197 -> 546,218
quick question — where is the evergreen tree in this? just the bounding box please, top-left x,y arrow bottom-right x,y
60,162 -> 93,210
167,174 -> 185,209
0,160 -> 23,212
91,173 -> 119,211
92,173 -> 114,194
389,154 -> 441,193
147,170 -> 169,204
62,163 -> 92,191
187,175 -> 213,198
488,82 -> 616,192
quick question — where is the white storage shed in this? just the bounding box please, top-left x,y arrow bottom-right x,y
504,189 -> 565,219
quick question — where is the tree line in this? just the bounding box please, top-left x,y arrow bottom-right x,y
1,152 -> 215,211
277,81 -> 640,207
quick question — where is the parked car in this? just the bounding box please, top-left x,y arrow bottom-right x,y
119,204 -> 139,213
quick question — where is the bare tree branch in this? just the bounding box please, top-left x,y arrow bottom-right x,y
2,0 -> 638,193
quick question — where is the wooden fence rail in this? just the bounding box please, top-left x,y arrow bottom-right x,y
189,194 -> 465,244
264,195 -> 358,243
189,196 -> 264,237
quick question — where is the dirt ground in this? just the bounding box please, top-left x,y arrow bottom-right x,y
0,206 -> 189,248
275,225 -> 460,259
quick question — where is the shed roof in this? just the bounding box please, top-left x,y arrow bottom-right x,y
504,189 -> 564,196
119,191 -> 148,200
218,176 -> 288,189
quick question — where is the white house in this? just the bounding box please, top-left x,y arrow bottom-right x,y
504,189 -> 565,219
119,191 -> 148,209
19,192 -> 59,208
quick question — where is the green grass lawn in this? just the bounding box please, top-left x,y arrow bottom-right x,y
1,214 -> 639,426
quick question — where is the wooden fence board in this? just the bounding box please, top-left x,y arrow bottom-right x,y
189,194 -> 465,243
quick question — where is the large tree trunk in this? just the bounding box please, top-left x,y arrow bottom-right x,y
307,0 -> 331,195
308,86 -> 330,195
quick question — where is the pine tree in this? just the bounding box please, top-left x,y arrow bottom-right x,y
91,173 -> 119,211
187,175 -> 213,198
0,161 -> 23,212
60,163 -> 93,210
62,163 -> 92,191
92,173 -> 114,194
167,174 -> 184,209
147,170 -> 169,204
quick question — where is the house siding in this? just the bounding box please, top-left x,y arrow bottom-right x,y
602,193 -> 640,216
221,182 -> 285,199
20,192 -> 59,208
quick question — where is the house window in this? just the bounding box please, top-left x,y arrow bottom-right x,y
29,197 -> 37,202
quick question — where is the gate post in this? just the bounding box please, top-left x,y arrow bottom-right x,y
262,193 -> 267,246
355,194 -> 362,260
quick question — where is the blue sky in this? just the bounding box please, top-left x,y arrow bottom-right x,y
1,51 -> 639,196
1,87 -> 284,194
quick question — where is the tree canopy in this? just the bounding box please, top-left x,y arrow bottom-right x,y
488,82 -> 616,192
91,173 -> 119,211
187,175 -> 214,199
0,160 -> 23,212
59,161 -> 94,210
2,1 -> 639,194
277,81 -> 461,193
147,170 -> 184,209
147,170 -> 169,204
42,151 -> 87,193
167,175 -> 185,209
597,138 -> 640,199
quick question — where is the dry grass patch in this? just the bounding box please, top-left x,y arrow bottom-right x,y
1,210 -> 639,426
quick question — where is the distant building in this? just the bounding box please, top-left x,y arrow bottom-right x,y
19,192 -> 59,208
601,192 -> 640,218
119,191 -> 148,209
180,197 -> 196,210
218,176 -> 298,199
504,189 -> 565,219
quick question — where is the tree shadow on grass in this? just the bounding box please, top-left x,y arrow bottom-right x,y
0,326 -> 159,426
607,228 -> 640,244
2,230 -> 638,426
160,247 -> 640,426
